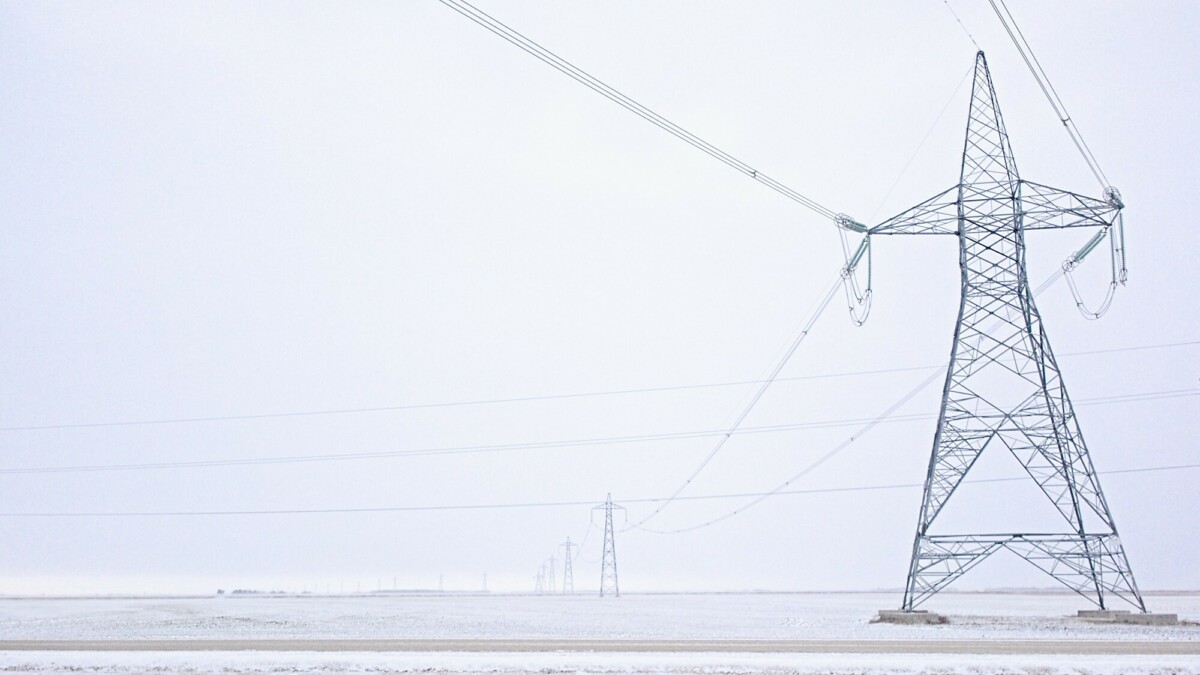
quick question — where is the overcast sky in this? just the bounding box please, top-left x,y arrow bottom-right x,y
0,1 -> 1197,600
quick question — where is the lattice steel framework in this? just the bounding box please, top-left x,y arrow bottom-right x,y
866,52 -> 1143,612
562,538 -> 577,595
595,493 -> 624,597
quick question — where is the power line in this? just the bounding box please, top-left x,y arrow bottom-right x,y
942,0 -> 982,52
1,339 -> 1192,433
628,356 -> 951,535
436,0 -> 837,220
623,270 -> 1144,535
869,64 -> 973,222
987,0 -> 1110,188
0,387 -> 1193,477
628,275 -> 842,528
0,461 -> 1194,518
661,463 -> 1200,502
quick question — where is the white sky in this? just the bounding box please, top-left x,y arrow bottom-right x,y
0,1 -> 1197,598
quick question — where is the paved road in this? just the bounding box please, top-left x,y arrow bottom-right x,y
1,639 -> 1198,655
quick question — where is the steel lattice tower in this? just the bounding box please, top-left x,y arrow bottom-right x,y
561,538 -> 576,595
596,493 -> 623,597
862,52 -> 1143,612
545,555 -> 556,595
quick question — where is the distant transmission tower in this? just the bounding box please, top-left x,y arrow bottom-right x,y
561,537 -> 576,595
545,555 -> 556,595
534,567 -> 544,595
860,52 -> 1143,611
594,493 -> 625,597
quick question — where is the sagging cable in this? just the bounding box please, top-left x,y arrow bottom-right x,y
836,214 -> 873,326
1062,188 -> 1127,320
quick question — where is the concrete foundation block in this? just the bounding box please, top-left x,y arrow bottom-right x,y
872,609 -> 948,624
1077,609 -> 1131,619
1114,613 -> 1179,626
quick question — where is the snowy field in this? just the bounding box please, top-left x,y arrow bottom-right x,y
1,592 -> 1199,673
1,650 -> 1198,675
1,591 -> 1197,640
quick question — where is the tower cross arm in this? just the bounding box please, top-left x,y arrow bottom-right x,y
868,185 -> 961,236
1019,180 -> 1123,231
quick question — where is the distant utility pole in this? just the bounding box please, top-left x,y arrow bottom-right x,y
593,493 -> 625,597
545,555 -> 556,595
561,538 -> 576,595
534,567 -> 545,595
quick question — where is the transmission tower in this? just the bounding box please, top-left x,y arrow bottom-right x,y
561,537 -> 576,595
534,566 -> 544,595
858,52 -> 1142,612
545,555 -> 557,595
594,493 -> 625,597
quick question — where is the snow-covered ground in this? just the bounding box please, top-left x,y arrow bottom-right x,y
0,650 -> 1198,675
1,593 -> 1198,673
0,592 -> 1196,640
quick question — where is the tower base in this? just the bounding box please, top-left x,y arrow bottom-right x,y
872,610 -> 948,625
1078,610 -> 1179,626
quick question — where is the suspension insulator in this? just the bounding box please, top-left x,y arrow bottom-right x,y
1065,229 -> 1108,269
845,237 -> 870,273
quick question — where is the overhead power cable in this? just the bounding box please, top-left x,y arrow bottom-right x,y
0,461 -> 1195,518
626,269 -> 1070,534
574,521 -> 601,565
1,339 -> 1191,433
630,358 -> 946,535
628,275 -> 842,528
987,0 -> 1110,189
942,0 -> 982,51
869,64 -> 973,222
0,387 -> 1193,477
436,0 -> 837,220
